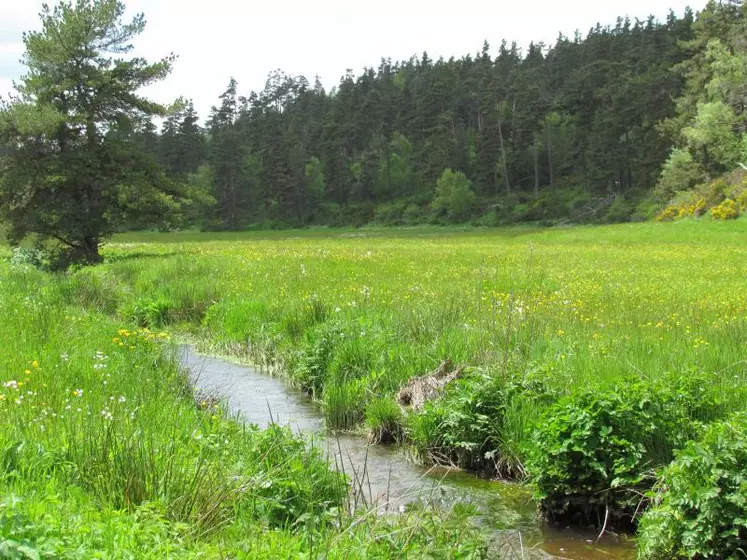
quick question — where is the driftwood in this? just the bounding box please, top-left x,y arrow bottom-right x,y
397,359 -> 465,412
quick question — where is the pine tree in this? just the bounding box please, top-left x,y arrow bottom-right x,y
0,0 -> 196,265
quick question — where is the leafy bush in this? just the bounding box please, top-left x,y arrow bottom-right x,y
702,178 -> 729,208
655,149 -> 705,202
9,247 -> 44,269
373,201 -> 407,225
637,413 -> 747,560
601,194 -> 637,223
431,169 -> 477,223
331,203 -> 376,227
528,373 -> 722,528
403,203 -> 425,224
655,205 -> 680,222
292,321 -> 342,397
243,425 -> 347,528
409,373 -> 552,478
711,198 -> 740,220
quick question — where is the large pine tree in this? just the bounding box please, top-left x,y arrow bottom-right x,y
0,0 -> 198,265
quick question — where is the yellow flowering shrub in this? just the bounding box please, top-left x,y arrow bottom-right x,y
711,199 -> 740,221
656,206 -> 680,222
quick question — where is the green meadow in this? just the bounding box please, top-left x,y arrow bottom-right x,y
2,220 -> 747,557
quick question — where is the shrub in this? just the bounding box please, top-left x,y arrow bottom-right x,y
655,205 -> 680,222
637,413 -> 747,560
655,149 -> 705,202
738,189 -> 747,211
602,194 -> 637,223
403,203 -> 425,224
431,169 -> 477,223
333,203 -> 375,228
373,201 -> 406,225
702,178 -> 729,208
409,373 -> 552,478
9,247 -> 44,269
712,198 -> 740,220
244,425 -> 347,528
528,373 -> 722,528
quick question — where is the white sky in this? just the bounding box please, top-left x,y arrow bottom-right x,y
1,0 -> 701,122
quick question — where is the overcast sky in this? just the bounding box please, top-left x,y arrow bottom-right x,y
1,0 -> 701,121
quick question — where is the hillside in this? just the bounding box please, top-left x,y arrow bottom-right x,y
120,1 -> 747,229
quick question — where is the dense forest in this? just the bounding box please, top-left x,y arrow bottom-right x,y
8,0 -> 747,232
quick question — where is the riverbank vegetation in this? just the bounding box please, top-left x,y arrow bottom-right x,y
0,259 -> 487,557
36,219 -> 739,556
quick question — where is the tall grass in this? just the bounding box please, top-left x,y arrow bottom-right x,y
93,222 -> 747,458
0,261 -> 486,556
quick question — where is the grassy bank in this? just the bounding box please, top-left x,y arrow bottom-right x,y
0,263 -> 486,558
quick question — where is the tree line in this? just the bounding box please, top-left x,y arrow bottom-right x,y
2,0 -> 746,265
144,6 -> 700,228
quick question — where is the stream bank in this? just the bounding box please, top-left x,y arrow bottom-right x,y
180,345 -> 634,560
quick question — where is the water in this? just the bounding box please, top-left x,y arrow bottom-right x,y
180,346 -> 634,559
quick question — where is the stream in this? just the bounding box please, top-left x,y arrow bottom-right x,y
180,346 -> 635,559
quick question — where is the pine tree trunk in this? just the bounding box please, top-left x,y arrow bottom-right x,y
498,120 -> 510,196
533,141 -> 540,197
546,121 -> 554,190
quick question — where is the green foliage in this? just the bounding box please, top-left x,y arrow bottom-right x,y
238,425 -> 347,528
293,321 -> 342,397
9,248 -> 44,270
410,374 -> 552,478
655,205 -> 680,222
0,0 -> 201,266
373,200 -> 426,225
656,149 -> 706,202
133,6 -> 704,229
738,188 -> 747,211
304,156 -> 326,212
63,221 -> 747,550
323,378 -> 366,430
432,169 -> 477,223
365,397 -> 404,444
11,1 -> 747,230
683,101 -> 741,170
125,296 -> 173,327
0,260 -> 495,557
528,373 -> 722,527
637,413 -> 747,560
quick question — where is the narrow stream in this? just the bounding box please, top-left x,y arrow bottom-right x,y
180,346 -> 634,560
